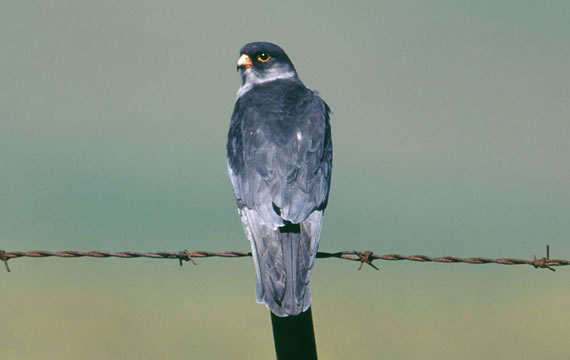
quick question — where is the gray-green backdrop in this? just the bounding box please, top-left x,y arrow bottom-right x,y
2,1 -> 569,359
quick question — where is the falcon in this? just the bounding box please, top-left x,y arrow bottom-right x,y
227,42 -> 332,317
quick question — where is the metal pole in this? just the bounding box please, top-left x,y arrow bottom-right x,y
270,306 -> 318,360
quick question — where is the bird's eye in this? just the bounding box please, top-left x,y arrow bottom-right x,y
256,52 -> 271,62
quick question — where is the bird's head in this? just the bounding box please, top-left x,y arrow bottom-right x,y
236,42 -> 298,88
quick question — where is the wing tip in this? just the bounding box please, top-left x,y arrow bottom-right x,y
260,290 -> 312,317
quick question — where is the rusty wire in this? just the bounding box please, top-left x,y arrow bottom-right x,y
0,245 -> 567,273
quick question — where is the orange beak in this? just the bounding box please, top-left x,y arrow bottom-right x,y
237,54 -> 253,70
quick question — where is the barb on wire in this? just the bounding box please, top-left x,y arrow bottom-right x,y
0,245 -> 567,273
353,250 -> 379,271
0,250 -> 10,272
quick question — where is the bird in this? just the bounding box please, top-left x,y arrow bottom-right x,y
227,42 -> 332,317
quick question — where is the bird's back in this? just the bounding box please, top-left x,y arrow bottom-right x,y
228,79 -> 332,227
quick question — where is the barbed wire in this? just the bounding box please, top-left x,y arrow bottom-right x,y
0,245 -> 567,273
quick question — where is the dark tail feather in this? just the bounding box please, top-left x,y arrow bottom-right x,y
240,208 -> 322,317
279,222 -> 304,315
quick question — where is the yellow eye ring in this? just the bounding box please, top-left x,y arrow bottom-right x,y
256,52 -> 271,62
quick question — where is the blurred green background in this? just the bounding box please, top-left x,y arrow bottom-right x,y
1,1 -> 569,359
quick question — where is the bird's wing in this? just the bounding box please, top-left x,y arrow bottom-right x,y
227,84 -> 332,316
227,87 -> 332,227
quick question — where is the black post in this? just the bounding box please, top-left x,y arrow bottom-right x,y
270,306 -> 318,360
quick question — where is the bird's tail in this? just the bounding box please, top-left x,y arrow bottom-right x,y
239,208 -> 322,317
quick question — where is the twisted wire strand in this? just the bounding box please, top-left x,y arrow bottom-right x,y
0,247 -> 567,273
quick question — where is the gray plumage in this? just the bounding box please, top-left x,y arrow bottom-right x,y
227,42 -> 332,317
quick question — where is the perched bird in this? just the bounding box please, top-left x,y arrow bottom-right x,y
227,42 -> 332,317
